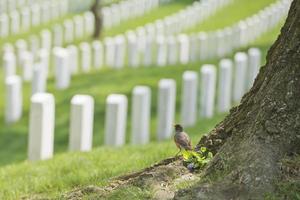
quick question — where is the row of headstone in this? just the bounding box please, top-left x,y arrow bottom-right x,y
0,0 -> 232,59
154,0 -> 233,36
117,0 -> 233,42
0,0 -> 221,57
0,0 -> 168,47
26,48 -> 261,161
0,0 -> 69,38
69,0 -> 166,14
76,0 -> 291,67
102,0 -> 166,29
118,0 -> 291,63
1,0 -> 290,83
203,0 -> 291,60
0,0 -> 58,15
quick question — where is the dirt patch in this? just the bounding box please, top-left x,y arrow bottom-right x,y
63,157 -> 199,199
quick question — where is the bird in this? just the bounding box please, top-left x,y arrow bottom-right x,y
173,124 -> 193,156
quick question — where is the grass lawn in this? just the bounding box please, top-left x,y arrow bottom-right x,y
0,0 -> 285,198
0,115 -> 224,199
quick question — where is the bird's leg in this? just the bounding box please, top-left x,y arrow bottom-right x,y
175,148 -> 182,157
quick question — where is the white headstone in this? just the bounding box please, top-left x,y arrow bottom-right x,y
189,34 -> 199,62
10,11 -> 20,34
79,42 -> 91,73
247,48 -> 261,89
233,52 -> 248,102
3,52 -> 16,78
136,27 -> 146,62
157,79 -> 176,141
114,35 -> 126,69
40,30 -> 52,51
198,32 -> 208,61
0,14 -> 9,37
21,8 -> 31,32
5,75 -> 22,123
167,36 -> 178,65
104,94 -> 128,146
127,31 -> 139,68
15,39 -> 27,66
64,20 -> 74,44
8,0 -> 16,12
83,11 -> 95,36
29,35 -> 39,57
67,45 -> 79,74
31,4 -> 40,26
181,71 -> 198,127
224,28 -> 233,55
60,0 -> 69,15
155,20 -> 164,35
218,59 -> 232,113
69,95 -> 94,152
145,23 -> 156,37
20,51 -> 33,82
178,34 -> 189,64
216,30 -> 226,58
51,2 -> 59,19
104,37 -> 115,67
2,43 -> 14,54
54,48 -> 70,89
92,41 -> 103,69
41,2 -> 51,23
200,65 -> 216,118
53,24 -> 63,47
143,35 -> 154,67
207,32 -> 217,59
32,63 -> 47,95
28,93 -> 55,161
156,35 -> 167,67
74,15 -> 84,39
37,49 -> 50,78
131,86 -> 151,145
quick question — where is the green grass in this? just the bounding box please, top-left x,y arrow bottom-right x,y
0,115 -> 224,199
0,0 -> 284,198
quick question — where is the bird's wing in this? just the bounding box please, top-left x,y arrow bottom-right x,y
177,132 -> 192,150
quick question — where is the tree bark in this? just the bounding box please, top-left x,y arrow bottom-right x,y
91,0 -> 103,39
175,0 -> 300,198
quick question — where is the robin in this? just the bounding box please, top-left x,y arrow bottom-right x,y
174,124 -> 192,156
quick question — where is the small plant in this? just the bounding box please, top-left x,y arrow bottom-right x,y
182,147 -> 213,172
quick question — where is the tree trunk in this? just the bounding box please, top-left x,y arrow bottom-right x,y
175,0 -> 300,198
91,0 -> 103,39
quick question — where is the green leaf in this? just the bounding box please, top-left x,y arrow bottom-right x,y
182,149 -> 214,170
200,147 -> 207,153
182,150 -> 191,160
